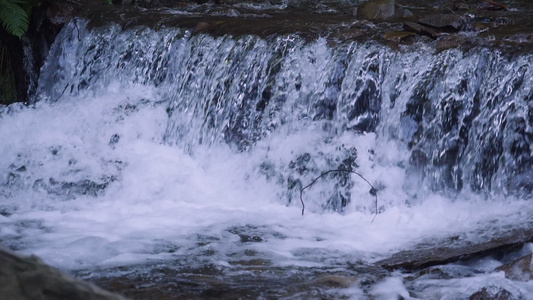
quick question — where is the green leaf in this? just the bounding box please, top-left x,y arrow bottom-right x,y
0,0 -> 30,38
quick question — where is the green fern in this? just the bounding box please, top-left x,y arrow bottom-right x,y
0,0 -> 30,38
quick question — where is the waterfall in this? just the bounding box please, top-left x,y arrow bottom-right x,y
34,20 -> 533,207
1,18 -> 532,298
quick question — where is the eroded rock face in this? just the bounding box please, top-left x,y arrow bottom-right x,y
0,247 -> 126,300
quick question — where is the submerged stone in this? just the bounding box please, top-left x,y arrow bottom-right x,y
436,35 -> 461,51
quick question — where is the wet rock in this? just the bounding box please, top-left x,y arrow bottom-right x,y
0,247 -> 125,300
480,1 -> 508,11
383,30 -> 415,43
418,14 -> 464,32
402,9 -> 413,18
356,0 -> 396,21
227,225 -> 266,243
229,258 -> 271,266
448,0 -> 507,12
121,0 -> 159,6
450,1 -> 472,11
377,221 -> 533,271
216,8 -> 240,17
355,0 -> 413,21
333,28 -> 368,42
89,261 -> 377,299
410,149 -> 428,167
134,0 -> 161,8
46,2 -> 76,26
416,264 -> 480,280
469,286 -> 514,300
403,22 -> 439,39
34,178 -> 109,199
310,275 -> 358,288
193,22 -> 211,35
436,36 -> 461,51
495,254 -> 533,281
109,134 -> 120,146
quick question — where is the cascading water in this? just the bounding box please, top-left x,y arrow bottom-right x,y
1,19 -> 532,298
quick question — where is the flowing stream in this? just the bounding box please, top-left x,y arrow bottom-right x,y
1,19 -> 533,298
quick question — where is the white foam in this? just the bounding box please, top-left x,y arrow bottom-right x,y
1,78 -> 533,297
371,276 -> 411,300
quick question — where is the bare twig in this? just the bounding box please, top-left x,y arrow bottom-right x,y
299,169 -> 378,222
52,84 -> 69,102
487,1 -> 507,10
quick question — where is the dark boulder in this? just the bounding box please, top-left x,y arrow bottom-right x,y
0,247 -> 126,300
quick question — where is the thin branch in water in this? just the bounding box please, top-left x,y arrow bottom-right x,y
52,84 -> 69,102
299,169 -> 379,222
487,0 -> 507,10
